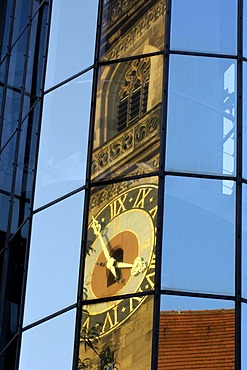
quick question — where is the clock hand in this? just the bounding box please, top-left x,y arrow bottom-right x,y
115,257 -> 148,276
115,262 -> 134,268
91,217 -> 117,278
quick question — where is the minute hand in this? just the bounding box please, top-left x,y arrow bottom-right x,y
91,217 -> 117,278
115,262 -> 134,268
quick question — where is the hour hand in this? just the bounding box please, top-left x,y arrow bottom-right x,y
115,262 -> 134,269
91,217 -> 117,278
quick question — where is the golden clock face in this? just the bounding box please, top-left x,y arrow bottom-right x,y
82,184 -> 158,337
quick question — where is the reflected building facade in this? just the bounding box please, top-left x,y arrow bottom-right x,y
0,0 -> 246,369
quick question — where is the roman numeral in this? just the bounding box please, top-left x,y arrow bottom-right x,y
149,253 -> 156,269
101,306 -> 118,334
133,188 -> 152,208
129,296 -> 144,312
145,271 -> 155,289
149,205 -> 158,219
110,194 -> 127,219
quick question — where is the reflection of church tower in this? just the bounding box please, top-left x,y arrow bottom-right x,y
80,1 -> 165,369
91,0 -> 165,181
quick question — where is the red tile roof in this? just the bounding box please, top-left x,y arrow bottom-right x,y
158,309 -> 235,369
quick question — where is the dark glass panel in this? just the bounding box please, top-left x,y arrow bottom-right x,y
19,309 -> 76,369
1,88 -> 21,152
0,221 -> 29,352
8,29 -> 28,89
166,55 -> 236,176
84,179 -> 158,299
158,295 -> 235,369
26,3 -> 49,96
0,193 -> 10,250
0,0 -> 14,61
0,336 -> 18,370
0,131 -> 16,193
0,58 -> 6,82
23,191 -> 84,325
100,0 -> 165,60
12,0 -> 31,44
162,176 -> 235,295
80,295 -> 153,369
34,71 -> 92,209
171,0 -> 237,55
92,55 -> 162,181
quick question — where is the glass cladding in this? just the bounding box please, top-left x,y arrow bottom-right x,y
34,71 -> 92,209
19,309 -> 76,370
243,62 -> 247,178
244,0 -> 247,57
100,0 -> 166,60
170,0 -> 237,55
23,191 -> 84,326
44,0 -> 98,89
80,296 -> 153,369
242,184 -> 247,298
92,55 -> 163,181
158,295 -> 235,369
166,55 -> 236,176
162,176 -> 235,295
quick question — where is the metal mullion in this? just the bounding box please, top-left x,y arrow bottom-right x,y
151,0 -> 171,369
235,0 -> 243,368
72,0 -> 104,368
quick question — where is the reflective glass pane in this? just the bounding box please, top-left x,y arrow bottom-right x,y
166,55 -> 236,176
1,88 -> 21,148
92,56 -> 162,181
44,0 -> 98,89
80,295 -> 153,369
243,63 -> 247,178
19,309 -> 76,370
171,0 -> 237,55
8,29 -> 28,88
0,337 -> 18,369
158,295 -> 235,369
100,0 -> 165,61
242,303 -> 247,369
34,71 -> 92,209
242,184 -> 247,297
84,179 -> 158,300
244,0 -> 247,57
23,191 -> 84,325
0,193 -> 10,249
162,176 -> 235,295
0,132 -> 16,193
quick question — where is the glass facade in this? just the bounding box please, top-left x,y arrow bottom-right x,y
0,1 -> 246,369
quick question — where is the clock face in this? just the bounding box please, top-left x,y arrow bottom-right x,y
82,184 -> 157,337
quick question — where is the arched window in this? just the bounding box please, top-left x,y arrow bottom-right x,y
117,58 -> 150,132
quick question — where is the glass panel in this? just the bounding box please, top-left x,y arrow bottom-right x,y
85,179 -> 158,300
34,71 -> 92,209
162,176 -> 235,295
1,88 -> 21,148
0,221 -> 30,350
243,63 -> 247,178
92,56 -> 162,181
242,303 -> 247,369
0,193 -> 10,250
244,0 -> 247,58
12,0 -> 31,44
23,191 -> 84,325
0,132 -> 16,193
158,295 -> 235,369
0,0 -> 14,61
8,29 -> 28,89
0,337 -> 18,369
242,184 -> 247,297
44,0 -> 98,89
80,295 -> 153,369
19,309 -> 76,370
166,55 -> 236,176
171,0 -> 237,55
100,0 -> 165,61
